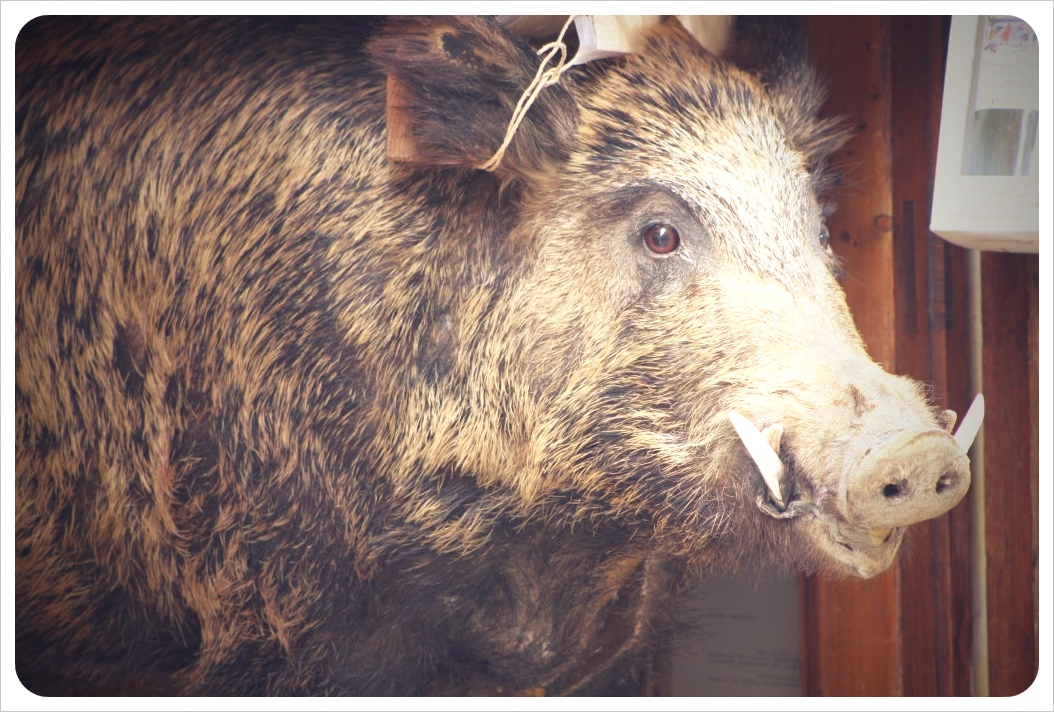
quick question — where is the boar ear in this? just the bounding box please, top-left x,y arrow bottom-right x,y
725,16 -> 849,163
368,17 -> 579,178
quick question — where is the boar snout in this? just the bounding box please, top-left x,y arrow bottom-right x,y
731,390 -> 980,578
844,429 -> 971,530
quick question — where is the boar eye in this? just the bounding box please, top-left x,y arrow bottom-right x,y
642,223 -> 680,255
819,222 -> 831,249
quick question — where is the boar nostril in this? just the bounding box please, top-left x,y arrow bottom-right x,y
935,473 -> 957,495
882,480 -> 908,499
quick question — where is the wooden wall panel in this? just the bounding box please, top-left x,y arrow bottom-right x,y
799,15 -> 1039,698
800,15 -> 973,696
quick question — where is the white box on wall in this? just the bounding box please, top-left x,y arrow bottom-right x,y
930,15 -> 1039,253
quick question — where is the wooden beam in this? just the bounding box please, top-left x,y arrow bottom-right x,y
800,15 -> 902,696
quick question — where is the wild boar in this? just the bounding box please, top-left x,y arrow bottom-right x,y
15,15 -> 975,696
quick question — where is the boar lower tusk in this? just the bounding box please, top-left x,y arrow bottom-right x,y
953,393 -> 985,452
728,411 -> 785,509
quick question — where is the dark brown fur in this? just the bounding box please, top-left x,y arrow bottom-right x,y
16,16 -> 952,695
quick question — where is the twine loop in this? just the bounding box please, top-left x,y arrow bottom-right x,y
476,16 -> 576,172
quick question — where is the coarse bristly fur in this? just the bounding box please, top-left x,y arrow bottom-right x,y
15,16 -> 969,696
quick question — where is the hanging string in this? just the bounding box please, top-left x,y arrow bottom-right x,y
476,15 -> 577,172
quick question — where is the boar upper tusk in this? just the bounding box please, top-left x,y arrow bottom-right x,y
762,422 -> 784,453
728,411 -> 785,509
938,409 -> 957,433
953,393 -> 985,452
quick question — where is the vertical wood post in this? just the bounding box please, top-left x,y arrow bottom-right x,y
981,251 -> 1040,696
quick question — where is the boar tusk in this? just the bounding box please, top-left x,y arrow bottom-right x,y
762,422 -> 784,453
728,411 -> 786,509
952,393 -> 985,452
938,409 -> 957,433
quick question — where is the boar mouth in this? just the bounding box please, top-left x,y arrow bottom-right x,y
806,514 -> 907,578
746,457 -> 910,578
728,397 -> 982,578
